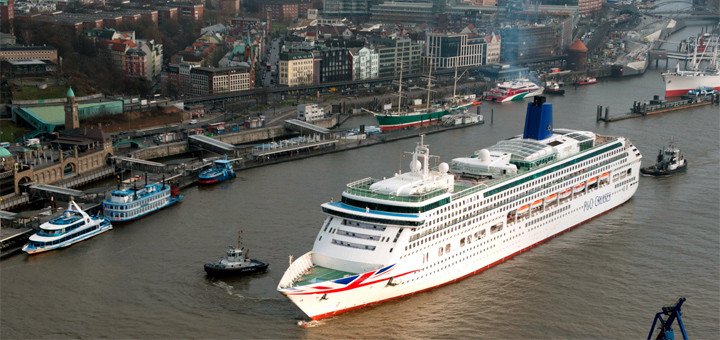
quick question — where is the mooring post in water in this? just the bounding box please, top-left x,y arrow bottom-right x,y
491,109 -> 494,124
596,105 -> 602,122
605,107 -> 609,121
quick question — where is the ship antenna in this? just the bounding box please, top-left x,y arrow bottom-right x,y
237,229 -> 243,249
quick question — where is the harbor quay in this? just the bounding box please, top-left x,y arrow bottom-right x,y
0,114 -> 484,258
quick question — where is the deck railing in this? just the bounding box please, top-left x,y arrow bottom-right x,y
345,177 -> 447,203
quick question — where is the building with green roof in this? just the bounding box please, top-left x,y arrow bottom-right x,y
12,101 -> 124,133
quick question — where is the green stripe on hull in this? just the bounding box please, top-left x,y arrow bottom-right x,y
510,92 -> 532,101
376,110 -> 453,128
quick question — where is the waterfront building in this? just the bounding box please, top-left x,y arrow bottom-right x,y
369,36 -> 422,78
279,51 -> 314,87
425,32 -> 487,70
189,66 -> 253,96
499,18 -> 573,64
297,103 -> 326,122
485,34 -> 501,64
314,47 -> 351,83
349,47 -> 379,81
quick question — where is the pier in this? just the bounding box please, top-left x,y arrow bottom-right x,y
596,92 -> 719,122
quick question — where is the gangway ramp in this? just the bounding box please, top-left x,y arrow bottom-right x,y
284,119 -> 332,135
29,184 -> 84,199
112,156 -> 167,173
188,135 -> 237,155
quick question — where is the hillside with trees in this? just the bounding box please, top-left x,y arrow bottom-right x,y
13,17 -> 203,96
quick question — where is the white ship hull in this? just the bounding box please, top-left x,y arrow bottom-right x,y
279,141 -> 641,320
662,71 -> 720,97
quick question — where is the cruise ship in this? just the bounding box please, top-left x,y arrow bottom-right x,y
277,97 -> 642,321
102,177 -> 182,222
22,200 -> 112,255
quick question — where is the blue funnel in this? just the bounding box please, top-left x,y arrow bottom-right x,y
523,96 -> 553,140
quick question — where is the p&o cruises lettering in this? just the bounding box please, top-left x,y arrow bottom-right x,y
583,193 -> 612,212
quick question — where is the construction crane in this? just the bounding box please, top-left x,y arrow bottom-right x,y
647,297 -> 688,340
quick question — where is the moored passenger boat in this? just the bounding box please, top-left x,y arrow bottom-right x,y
277,96 -> 642,321
22,200 -> 112,255
198,156 -> 236,185
102,176 -> 182,223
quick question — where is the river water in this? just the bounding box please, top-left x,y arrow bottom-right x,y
2,26 -> 719,339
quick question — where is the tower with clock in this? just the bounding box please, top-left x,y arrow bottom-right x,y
64,87 -> 79,129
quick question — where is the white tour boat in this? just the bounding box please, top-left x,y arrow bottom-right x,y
22,200 -> 112,255
278,96 -> 642,321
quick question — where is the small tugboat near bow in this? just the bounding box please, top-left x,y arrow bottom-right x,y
641,138 -> 687,176
204,230 -> 269,277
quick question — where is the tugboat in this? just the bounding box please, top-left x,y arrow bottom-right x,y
544,81 -> 565,95
198,155 -> 236,185
641,138 -> 688,176
204,230 -> 269,277
575,76 -> 598,86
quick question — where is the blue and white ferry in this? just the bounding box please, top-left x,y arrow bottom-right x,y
103,178 -> 182,223
22,200 -> 112,255
198,156 -> 236,184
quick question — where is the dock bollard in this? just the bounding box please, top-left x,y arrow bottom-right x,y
604,107 -> 609,121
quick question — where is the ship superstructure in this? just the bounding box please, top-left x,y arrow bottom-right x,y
278,97 -> 642,321
662,34 -> 720,97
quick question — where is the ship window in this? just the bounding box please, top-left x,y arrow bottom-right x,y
438,247 -> 443,256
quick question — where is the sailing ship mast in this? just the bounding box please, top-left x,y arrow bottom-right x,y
426,56 -> 433,111
397,61 -> 403,115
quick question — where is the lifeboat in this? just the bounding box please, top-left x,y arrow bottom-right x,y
559,188 -> 572,199
517,204 -> 529,215
600,172 -> 610,181
588,177 -> 598,185
574,182 -> 586,191
531,199 -> 543,210
545,193 -> 558,203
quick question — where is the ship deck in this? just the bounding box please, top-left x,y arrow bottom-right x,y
295,265 -> 357,287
